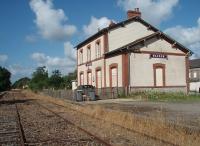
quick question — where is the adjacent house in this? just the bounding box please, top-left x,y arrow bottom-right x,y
189,59 -> 200,92
76,8 -> 192,98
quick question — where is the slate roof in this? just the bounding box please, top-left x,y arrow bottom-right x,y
75,16 -> 158,49
76,16 -> 193,56
190,59 -> 200,69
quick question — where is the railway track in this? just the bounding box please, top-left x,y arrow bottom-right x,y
1,92 -> 113,145
0,93 -> 26,146
1,91 -> 187,146
47,100 -> 180,146
35,101 -> 112,146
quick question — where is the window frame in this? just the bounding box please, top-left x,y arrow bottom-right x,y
109,63 -> 118,88
95,40 -> 101,59
87,45 -> 91,62
193,72 -> 197,78
79,49 -> 83,64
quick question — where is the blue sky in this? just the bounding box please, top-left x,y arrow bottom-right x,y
0,0 -> 200,82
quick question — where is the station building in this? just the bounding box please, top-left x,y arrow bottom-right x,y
76,9 -> 192,98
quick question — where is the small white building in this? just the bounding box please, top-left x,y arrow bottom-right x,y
76,9 -> 192,98
189,59 -> 200,92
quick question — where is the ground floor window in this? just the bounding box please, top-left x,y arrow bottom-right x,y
80,72 -> 84,85
109,63 -> 118,87
87,71 -> 92,85
96,68 -> 102,88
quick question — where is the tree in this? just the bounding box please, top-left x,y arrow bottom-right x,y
62,69 -> 77,89
12,77 -> 30,89
0,66 -> 11,92
29,66 -> 48,91
48,69 -> 64,89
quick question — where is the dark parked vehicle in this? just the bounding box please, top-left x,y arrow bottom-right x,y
74,85 -> 96,101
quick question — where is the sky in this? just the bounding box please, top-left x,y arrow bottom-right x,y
0,0 -> 200,82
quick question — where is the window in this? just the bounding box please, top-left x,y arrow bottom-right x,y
79,50 -> 83,64
189,72 -> 191,78
111,67 -> 117,87
95,41 -> 101,58
80,72 -> 84,85
194,72 -> 197,78
96,69 -> 102,88
87,46 -> 91,62
87,71 -> 92,85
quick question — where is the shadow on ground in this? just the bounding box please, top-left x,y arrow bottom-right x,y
0,99 -> 35,105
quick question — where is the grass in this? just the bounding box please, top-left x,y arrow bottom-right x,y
23,90 -> 200,146
121,91 -> 200,102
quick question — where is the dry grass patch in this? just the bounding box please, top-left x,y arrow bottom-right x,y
23,90 -> 200,146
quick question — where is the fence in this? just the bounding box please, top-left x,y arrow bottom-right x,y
41,89 -> 74,100
96,87 -> 126,99
41,87 -> 127,101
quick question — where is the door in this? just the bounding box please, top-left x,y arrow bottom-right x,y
88,72 -> 92,85
80,73 -> 84,85
96,70 -> 102,88
111,67 -> 117,87
155,68 -> 163,86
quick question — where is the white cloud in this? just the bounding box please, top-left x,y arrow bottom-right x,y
31,41 -> 76,74
25,35 -> 37,43
165,17 -> 200,58
7,64 -> 34,82
117,0 -> 179,26
0,54 -> 8,63
8,64 -> 33,76
30,0 -> 77,41
83,16 -> 114,37
64,41 -> 76,62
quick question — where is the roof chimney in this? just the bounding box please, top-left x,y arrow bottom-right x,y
109,21 -> 116,27
127,8 -> 141,19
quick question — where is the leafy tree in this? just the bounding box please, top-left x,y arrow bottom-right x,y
29,66 -> 48,91
62,69 -> 77,89
12,77 -> 30,89
0,66 -> 11,92
48,69 -> 64,89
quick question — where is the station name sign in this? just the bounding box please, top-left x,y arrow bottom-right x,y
150,53 -> 168,59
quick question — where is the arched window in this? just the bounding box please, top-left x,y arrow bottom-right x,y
109,63 -> 118,88
95,67 -> 102,88
80,72 -> 84,85
87,70 -> 92,85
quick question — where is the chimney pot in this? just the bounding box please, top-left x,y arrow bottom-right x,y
109,21 -> 116,27
127,8 -> 141,19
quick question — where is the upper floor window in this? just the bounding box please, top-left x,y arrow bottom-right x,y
193,72 -> 197,78
79,49 -> 83,64
87,45 -> 91,62
95,41 -> 101,58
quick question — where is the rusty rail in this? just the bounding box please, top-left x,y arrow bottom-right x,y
50,101 -> 180,146
36,102 -> 113,146
0,93 -> 27,146
15,103 -> 27,146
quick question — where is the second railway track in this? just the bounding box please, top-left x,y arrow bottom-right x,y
0,92 -> 26,146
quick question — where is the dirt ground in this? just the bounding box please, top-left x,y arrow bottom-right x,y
81,99 -> 200,128
1,91 -> 200,146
